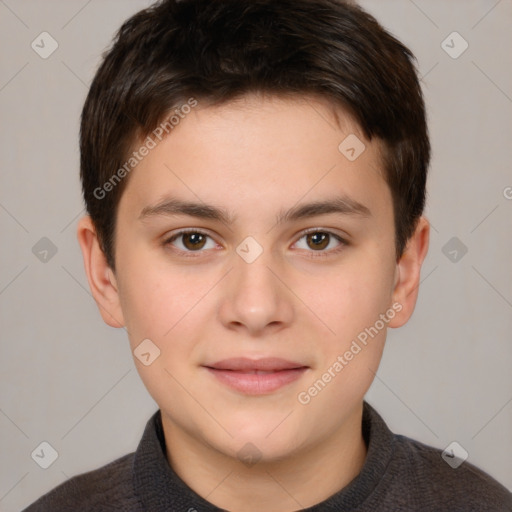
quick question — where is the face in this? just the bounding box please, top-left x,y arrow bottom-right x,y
80,94 -> 426,464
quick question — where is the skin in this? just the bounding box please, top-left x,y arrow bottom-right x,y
77,93 -> 429,512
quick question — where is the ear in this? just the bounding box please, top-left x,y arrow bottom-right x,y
76,216 -> 125,328
388,216 -> 430,328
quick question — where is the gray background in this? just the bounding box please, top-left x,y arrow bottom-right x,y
1,0 -> 511,510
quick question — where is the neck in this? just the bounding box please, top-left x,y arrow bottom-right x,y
162,403 -> 367,512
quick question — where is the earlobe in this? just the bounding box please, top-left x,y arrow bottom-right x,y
388,216 -> 430,328
76,216 -> 125,328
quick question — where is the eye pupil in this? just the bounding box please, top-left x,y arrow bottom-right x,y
307,232 -> 329,250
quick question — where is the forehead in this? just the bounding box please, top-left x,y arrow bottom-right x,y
118,94 -> 391,226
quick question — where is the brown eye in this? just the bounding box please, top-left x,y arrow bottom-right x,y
165,230 -> 216,253
294,229 -> 347,257
181,232 -> 207,250
306,232 -> 330,250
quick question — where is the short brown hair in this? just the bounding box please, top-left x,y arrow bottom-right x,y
80,0 -> 430,271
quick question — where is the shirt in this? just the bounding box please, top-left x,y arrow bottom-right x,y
22,401 -> 512,511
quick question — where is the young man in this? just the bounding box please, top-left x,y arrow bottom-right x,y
24,0 -> 512,510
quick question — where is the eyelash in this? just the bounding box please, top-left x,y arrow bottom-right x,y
163,228 -> 348,259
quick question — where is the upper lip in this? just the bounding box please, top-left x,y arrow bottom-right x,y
204,357 -> 308,372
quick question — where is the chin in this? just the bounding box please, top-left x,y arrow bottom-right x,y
225,420 -> 306,458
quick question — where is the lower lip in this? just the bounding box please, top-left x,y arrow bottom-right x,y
205,367 -> 308,395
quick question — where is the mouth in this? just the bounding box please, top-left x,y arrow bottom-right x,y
202,357 -> 309,395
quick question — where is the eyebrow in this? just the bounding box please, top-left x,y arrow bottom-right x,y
138,195 -> 372,225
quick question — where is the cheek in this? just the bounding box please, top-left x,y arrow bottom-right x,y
311,256 -> 394,343
117,254 -> 220,354
116,258 -> 179,345
118,278 -> 167,345
116,264 -> 205,404
297,268 -> 390,421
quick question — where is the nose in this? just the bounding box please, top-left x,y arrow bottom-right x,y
217,247 -> 294,336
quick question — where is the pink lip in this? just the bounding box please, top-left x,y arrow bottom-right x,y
203,358 -> 309,395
